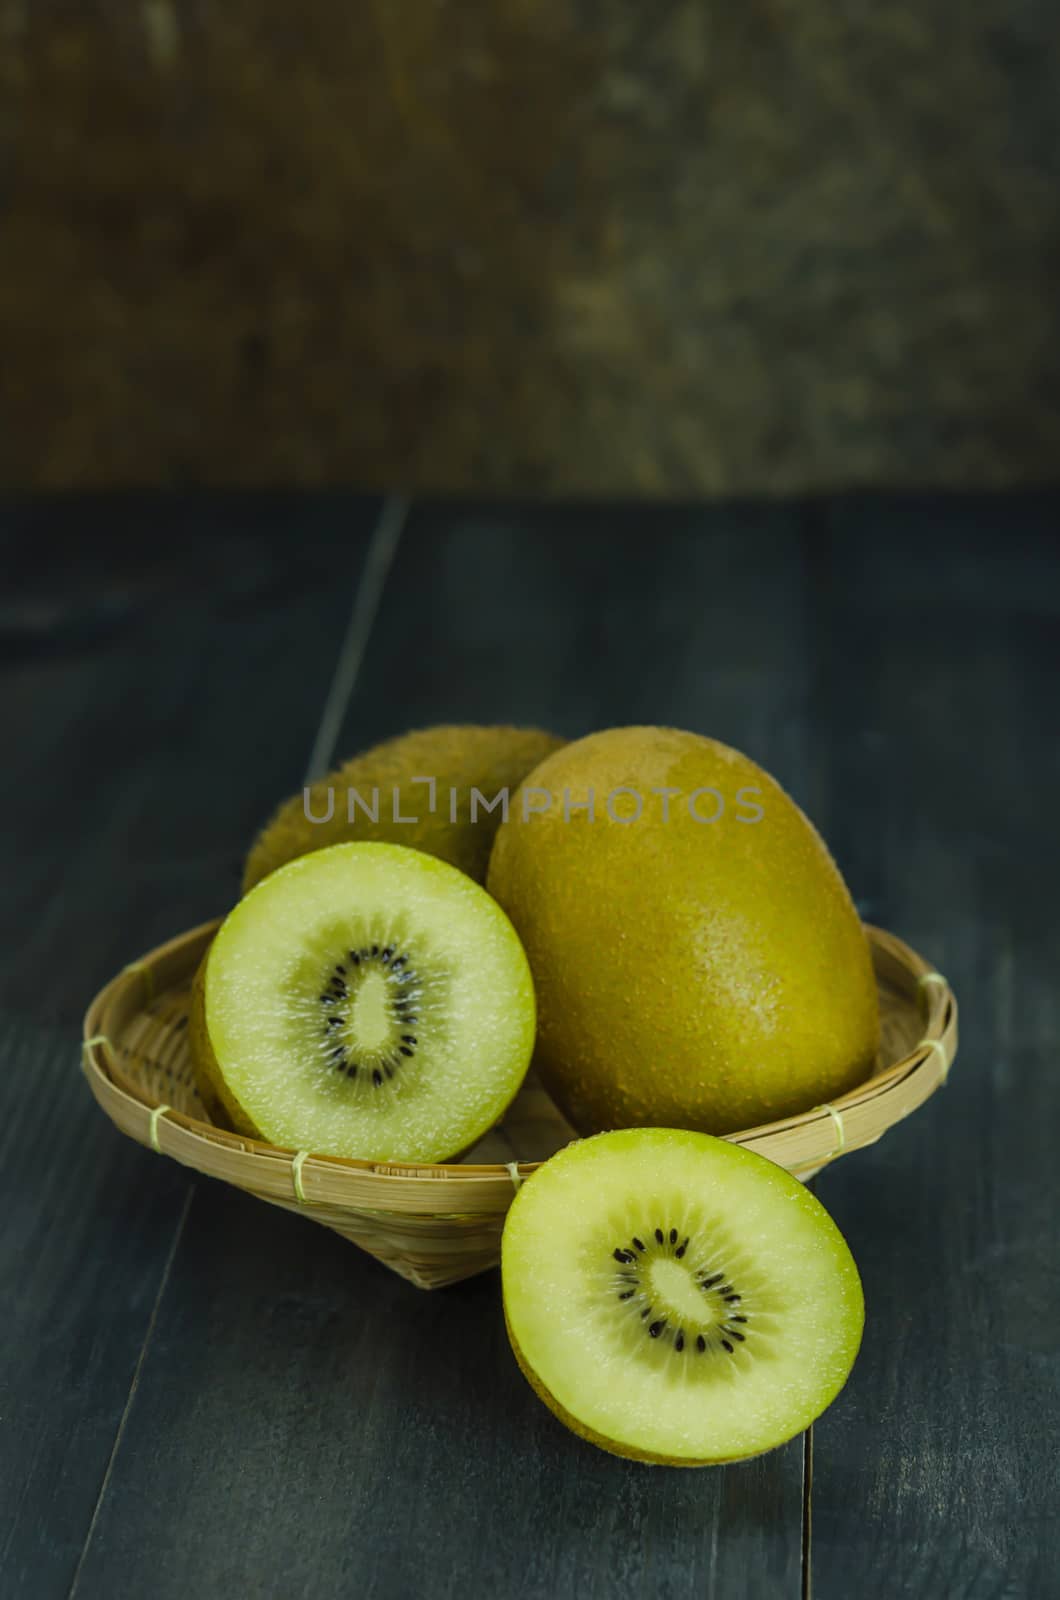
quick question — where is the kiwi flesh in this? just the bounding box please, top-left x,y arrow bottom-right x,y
501,1129 -> 864,1465
191,841 -> 536,1162
243,724 -> 565,893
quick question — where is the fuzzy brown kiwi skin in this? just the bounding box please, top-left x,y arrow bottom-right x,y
503,1303 -> 787,1468
242,724 -> 566,893
188,948 -> 261,1138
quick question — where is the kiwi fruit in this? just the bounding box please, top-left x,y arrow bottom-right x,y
487,725 -> 880,1136
502,1128 -> 864,1465
243,724 -> 565,893
190,841 -> 536,1162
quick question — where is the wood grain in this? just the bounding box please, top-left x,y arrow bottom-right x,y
0,498 -> 378,1598
68,505 -> 812,1600
805,499 -> 1060,1599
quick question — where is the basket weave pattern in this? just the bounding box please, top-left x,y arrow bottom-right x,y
83,921 -> 957,1289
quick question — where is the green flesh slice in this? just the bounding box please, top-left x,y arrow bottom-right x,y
502,1129 -> 864,1463
203,842 -> 536,1162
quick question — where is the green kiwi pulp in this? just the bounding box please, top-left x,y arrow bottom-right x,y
192,841 -> 536,1163
502,1129 -> 864,1464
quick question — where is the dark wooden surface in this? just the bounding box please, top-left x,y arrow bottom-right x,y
0,497 -> 1056,1599
804,504 -> 1060,1600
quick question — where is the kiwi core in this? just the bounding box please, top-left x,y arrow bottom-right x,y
608,1224 -> 752,1358
349,966 -> 397,1050
313,939 -> 429,1090
648,1258 -> 721,1326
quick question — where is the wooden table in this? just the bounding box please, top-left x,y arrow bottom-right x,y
1,497 -> 1056,1599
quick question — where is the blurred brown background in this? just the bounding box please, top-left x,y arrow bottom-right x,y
1,1 -> 1058,495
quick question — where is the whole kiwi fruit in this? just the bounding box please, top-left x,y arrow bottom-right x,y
243,724 -> 564,892
486,725 -> 880,1136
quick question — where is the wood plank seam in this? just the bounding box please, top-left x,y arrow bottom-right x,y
65,1186 -> 194,1600
802,1426 -> 814,1600
303,495 -> 408,782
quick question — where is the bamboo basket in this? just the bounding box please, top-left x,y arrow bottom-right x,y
83,921 -> 957,1290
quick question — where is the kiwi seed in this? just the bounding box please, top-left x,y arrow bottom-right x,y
607,1224 -> 751,1359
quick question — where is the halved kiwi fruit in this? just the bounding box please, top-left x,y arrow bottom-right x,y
502,1129 -> 864,1465
243,724 -> 565,892
191,841 -> 536,1163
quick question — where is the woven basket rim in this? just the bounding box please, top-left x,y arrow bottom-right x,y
82,917 -> 958,1210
